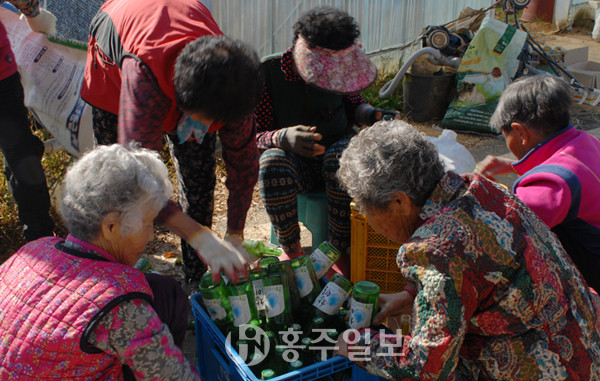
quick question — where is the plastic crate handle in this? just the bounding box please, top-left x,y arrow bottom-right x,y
210,342 -> 234,377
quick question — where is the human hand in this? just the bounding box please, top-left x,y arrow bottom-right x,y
333,328 -> 361,357
23,8 -> 57,35
374,109 -> 400,122
188,229 -> 250,283
373,291 -> 414,326
475,155 -> 515,182
277,125 -> 325,157
224,232 -> 245,253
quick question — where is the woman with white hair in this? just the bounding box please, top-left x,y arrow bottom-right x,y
0,144 -> 201,380
335,120 -> 600,380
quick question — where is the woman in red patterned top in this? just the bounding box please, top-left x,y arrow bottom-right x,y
81,0 -> 265,286
336,120 -> 600,380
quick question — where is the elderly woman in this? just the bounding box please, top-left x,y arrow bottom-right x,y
476,75 -> 600,292
255,6 -> 397,274
0,145 -> 200,380
336,121 -> 600,380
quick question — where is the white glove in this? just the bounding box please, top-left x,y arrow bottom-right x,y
24,8 -> 57,36
188,230 -> 250,281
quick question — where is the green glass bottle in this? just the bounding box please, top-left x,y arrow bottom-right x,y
336,308 -> 349,332
198,271 -> 233,333
261,369 -> 276,380
258,256 -> 280,269
327,328 -> 339,342
290,255 -> 321,323
267,260 -> 301,314
134,257 -> 152,273
250,268 -> 267,319
274,346 -> 288,375
306,316 -> 325,340
248,352 -> 266,377
300,337 -> 314,365
261,330 -> 278,372
288,359 -> 304,372
309,241 -> 341,279
236,338 -> 252,360
348,281 -> 380,329
325,329 -> 340,360
312,273 -> 353,318
262,272 -> 292,333
243,239 -> 282,259
227,275 -> 258,328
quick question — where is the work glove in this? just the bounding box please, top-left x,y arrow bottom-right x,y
188,229 -> 250,283
23,8 -> 57,35
277,125 -> 323,157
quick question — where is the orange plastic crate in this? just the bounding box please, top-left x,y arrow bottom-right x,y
350,207 -> 406,294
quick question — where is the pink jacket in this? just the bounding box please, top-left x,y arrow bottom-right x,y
512,125 -> 600,291
0,236 -> 153,380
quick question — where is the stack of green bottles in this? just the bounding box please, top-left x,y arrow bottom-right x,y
197,241 -> 385,379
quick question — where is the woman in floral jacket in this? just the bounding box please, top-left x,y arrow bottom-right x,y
336,121 -> 600,380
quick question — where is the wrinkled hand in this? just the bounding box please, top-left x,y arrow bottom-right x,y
23,8 -> 57,35
475,155 -> 514,182
373,291 -> 414,326
277,125 -> 325,157
188,229 -> 250,283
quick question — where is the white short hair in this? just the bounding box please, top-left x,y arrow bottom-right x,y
60,144 -> 173,241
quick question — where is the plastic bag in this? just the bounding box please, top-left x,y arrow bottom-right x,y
441,18 -> 527,135
0,7 -> 94,157
593,6 -> 600,42
428,129 -> 476,174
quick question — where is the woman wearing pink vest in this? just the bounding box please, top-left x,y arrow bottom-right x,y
0,145 -> 200,380
477,75 -> 600,292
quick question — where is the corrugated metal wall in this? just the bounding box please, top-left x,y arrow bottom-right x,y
44,0 -> 494,70
204,0 -> 494,71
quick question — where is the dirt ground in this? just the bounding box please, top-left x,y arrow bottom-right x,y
144,19 -> 600,367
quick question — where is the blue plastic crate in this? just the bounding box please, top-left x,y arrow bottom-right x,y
191,293 -> 384,381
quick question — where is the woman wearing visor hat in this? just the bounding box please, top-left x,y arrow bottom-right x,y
255,7 -> 398,273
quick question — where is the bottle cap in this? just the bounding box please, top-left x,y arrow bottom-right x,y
261,369 -> 276,379
289,360 -> 303,370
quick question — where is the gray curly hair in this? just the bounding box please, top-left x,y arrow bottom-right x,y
338,120 -> 445,211
60,144 -> 173,242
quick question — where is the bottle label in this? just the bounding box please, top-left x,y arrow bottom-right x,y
252,279 -> 266,311
264,284 -> 285,318
294,265 -> 314,298
313,281 -> 350,315
348,298 -> 374,329
204,298 -> 227,321
229,294 -> 252,326
310,249 -> 334,279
